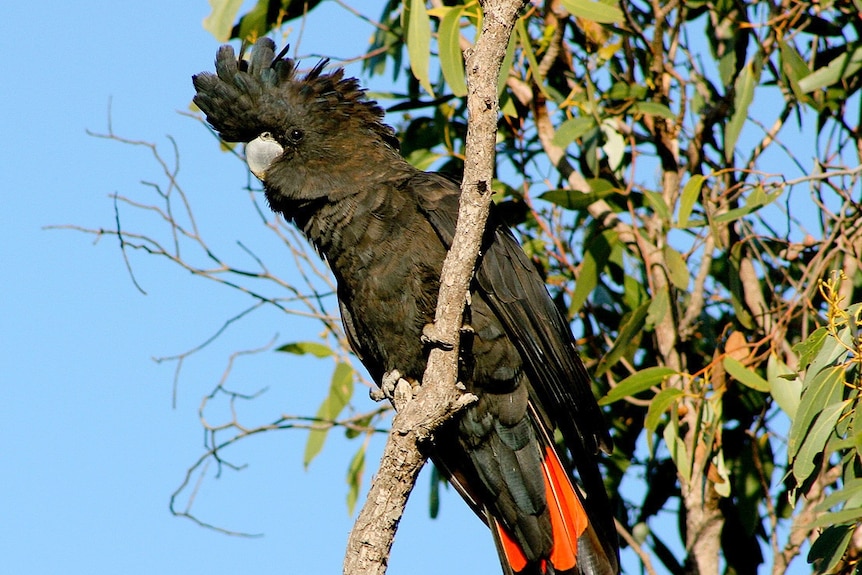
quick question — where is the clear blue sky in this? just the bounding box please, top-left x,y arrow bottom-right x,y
2,2 -> 508,573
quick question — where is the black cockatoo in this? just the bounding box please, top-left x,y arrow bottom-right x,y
193,38 -> 619,575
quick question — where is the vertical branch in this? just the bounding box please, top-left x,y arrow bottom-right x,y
341,1 -> 526,574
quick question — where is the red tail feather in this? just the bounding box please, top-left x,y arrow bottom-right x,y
496,446 -> 589,574
497,523 -> 529,573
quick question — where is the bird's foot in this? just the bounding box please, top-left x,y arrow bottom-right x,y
370,369 -> 419,411
420,323 -> 475,350
421,323 -> 455,351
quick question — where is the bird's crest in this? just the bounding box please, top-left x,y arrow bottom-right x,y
192,38 -> 399,150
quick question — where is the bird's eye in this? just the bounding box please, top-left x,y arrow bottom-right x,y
288,128 -> 304,143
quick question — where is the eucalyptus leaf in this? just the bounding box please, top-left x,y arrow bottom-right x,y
552,116 -> 598,148
203,0 -> 244,41
438,6 -> 467,97
406,0 -> 434,96
569,230 -> 615,314
600,366 -> 676,405
663,245 -> 690,289
276,341 -> 334,358
723,356 -> 770,392
346,444 -> 366,515
561,0 -> 624,23
725,59 -> 759,162
767,353 -> 801,419
799,44 -> 862,93
808,525 -> 854,574
792,399 -> 848,483
304,362 -> 355,467
631,101 -> 675,119
677,175 -> 704,228
596,300 -> 650,376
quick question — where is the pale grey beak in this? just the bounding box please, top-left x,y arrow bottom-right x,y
246,132 -> 284,181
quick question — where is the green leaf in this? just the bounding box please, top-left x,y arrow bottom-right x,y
540,179 -> 617,210
569,230 -> 615,314
583,125 -> 601,176
663,245 -> 689,290
714,184 -> 785,224
677,175 -> 704,228
807,325 -> 854,377
346,443 -> 366,515
596,300 -> 650,376
630,101 -> 675,119
778,39 -> 816,107
599,366 -> 676,405
645,286 -> 669,328
643,190 -> 671,223
767,353 -> 801,420
792,398 -> 847,483
498,32 -> 518,96
429,464 -> 444,518
778,39 -> 810,86
438,6 -> 467,97
406,0 -> 434,96
304,362 -> 354,467
516,18 -> 550,99
646,387 -> 684,435
661,412 -> 690,482
799,44 -> 862,93
553,116 -> 599,148
788,365 -> 846,461
724,59 -> 759,162
713,205 -> 750,224
814,478 -> 862,513
793,326 -> 828,368
723,356 -> 770,392
712,448 -> 731,497
276,341 -> 334,358
233,0 -> 270,42
202,0 -> 244,41
600,119 -> 625,171
808,525 -> 854,573
344,414 -> 373,439
560,0 -> 624,24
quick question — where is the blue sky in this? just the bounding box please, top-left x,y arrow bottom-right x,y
2,2 -> 506,574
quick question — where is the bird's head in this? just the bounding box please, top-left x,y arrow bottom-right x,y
192,38 -> 402,190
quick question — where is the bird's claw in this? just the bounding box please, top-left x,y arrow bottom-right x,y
371,369 -> 419,411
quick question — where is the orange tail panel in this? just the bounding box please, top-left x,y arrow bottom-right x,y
497,522 -> 529,572
495,446 -> 589,573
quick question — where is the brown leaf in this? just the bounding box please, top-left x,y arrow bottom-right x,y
725,331 -> 749,362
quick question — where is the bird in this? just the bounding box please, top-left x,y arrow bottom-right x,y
193,38 -> 619,575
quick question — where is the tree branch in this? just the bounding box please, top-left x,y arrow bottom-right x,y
341,1 -> 526,573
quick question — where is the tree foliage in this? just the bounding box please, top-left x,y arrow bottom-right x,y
78,0 -> 862,573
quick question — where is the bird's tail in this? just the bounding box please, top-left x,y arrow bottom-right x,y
491,445 -> 616,575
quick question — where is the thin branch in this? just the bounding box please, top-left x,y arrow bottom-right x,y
111,191 -> 148,295
342,2 -> 526,573
615,518 -> 659,575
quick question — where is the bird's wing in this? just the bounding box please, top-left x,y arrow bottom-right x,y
412,173 -> 610,454
412,172 -> 618,573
